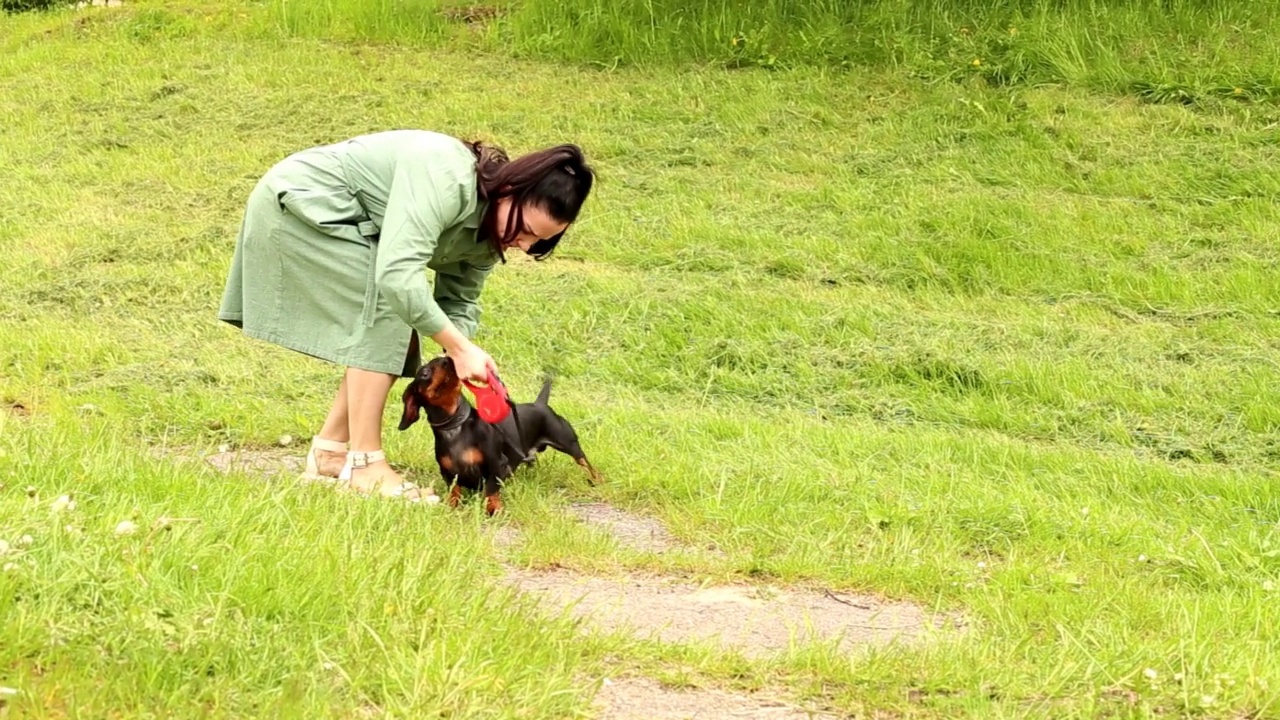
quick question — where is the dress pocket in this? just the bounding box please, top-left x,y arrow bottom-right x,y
274,186 -> 371,246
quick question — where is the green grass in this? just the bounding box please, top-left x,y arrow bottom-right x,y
505,0 -> 1280,96
247,0 -> 1280,104
2,2 -> 1280,718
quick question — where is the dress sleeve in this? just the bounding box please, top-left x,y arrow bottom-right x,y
432,258 -> 497,339
373,142 -> 470,337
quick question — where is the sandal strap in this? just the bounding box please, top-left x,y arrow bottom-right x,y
387,481 -> 437,503
310,436 -> 348,453
348,450 -> 386,469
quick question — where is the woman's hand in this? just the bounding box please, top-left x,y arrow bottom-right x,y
446,340 -> 496,383
431,325 -> 497,382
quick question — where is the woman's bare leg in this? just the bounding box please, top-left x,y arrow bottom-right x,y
309,375 -> 351,477
340,367 -> 404,493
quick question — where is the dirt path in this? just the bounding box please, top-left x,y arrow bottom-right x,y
565,501 -> 690,554
200,445 -> 304,476
505,566 -> 938,659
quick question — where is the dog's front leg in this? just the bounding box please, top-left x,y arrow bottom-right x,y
482,479 -> 504,516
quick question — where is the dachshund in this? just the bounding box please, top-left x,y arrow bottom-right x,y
397,355 -> 602,515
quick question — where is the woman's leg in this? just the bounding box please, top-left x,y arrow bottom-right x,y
309,376 -> 351,477
342,367 -> 430,497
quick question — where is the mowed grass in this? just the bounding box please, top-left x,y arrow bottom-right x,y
2,3 -> 1279,718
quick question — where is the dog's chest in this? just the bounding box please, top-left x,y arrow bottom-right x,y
433,423 -> 490,472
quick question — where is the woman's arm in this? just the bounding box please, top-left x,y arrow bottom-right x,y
371,142 -> 497,379
431,260 -> 499,379
373,141 -> 470,341
433,259 -> 495,339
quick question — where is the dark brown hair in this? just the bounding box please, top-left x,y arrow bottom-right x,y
464,140 -> 595,262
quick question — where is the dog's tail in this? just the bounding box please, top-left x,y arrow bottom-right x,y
535,375 -> 554,406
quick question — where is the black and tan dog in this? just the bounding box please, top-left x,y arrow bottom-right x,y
397,355 -> 602,515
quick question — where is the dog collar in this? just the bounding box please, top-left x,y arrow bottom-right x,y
429,401 -> 471,435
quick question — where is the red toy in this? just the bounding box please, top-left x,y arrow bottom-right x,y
463,370 -> 512,424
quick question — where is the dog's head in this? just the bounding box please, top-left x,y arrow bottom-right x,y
398,355 -> 462,431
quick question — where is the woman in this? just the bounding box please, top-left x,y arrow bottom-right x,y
218,129 -> 594,502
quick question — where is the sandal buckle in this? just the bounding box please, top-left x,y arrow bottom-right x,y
348,450 -> 385,470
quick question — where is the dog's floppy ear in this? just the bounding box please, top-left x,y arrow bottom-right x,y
398,381 -> 422,431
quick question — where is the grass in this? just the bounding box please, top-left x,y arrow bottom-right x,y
503,0 -> 1280,95
2,1 -> 1280,718
249,0 -> 1280,104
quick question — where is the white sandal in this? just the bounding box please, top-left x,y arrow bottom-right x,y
339,450 -> 439,504
302,436 -> 347,482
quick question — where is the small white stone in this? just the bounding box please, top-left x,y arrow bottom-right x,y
278,434 -> 293,447
1138,554 -> 1148,562
115,520 -> 138,536
977,561 -> 987,569
51,495 -> 73,513
218,444 -> 231,453
1143,668 -> 1158,680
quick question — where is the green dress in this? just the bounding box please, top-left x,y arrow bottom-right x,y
218,130 -> 496,377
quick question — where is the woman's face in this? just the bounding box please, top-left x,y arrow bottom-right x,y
495,197 -> 568,253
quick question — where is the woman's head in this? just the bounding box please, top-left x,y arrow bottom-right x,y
466,140 -> 595,261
